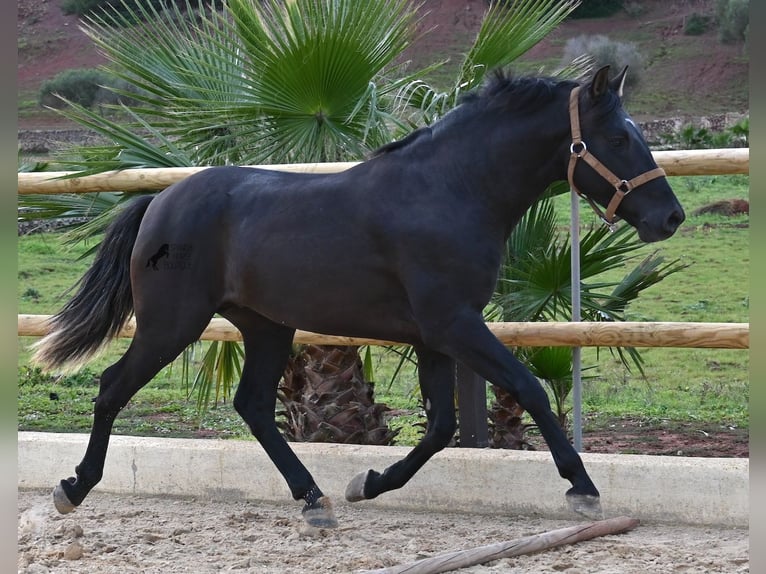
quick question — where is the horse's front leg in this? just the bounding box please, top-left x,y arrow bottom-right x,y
433,312 -> 602,518
345,346 -> 456,501
229,315 -> 338,528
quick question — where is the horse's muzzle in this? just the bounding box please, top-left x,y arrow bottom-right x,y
639,206 -> 685,242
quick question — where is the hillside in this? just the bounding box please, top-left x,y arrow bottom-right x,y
18,0 -> 749,131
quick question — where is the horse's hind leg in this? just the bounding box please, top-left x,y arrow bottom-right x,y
223,308 -> 338,528
53,310 -> 214,514
345,346 -> 456,502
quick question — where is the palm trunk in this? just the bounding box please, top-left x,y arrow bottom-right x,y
278,344 -> 398,445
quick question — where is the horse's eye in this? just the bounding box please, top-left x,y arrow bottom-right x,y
609,135 -> 627,148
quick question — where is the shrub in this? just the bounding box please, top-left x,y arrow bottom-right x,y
716,0 -> 749,44
561,34 -> 643,90
728,117 -> 749,145
622,2 -> 646,18
39,69 -> 113,109
92,77 -> 147,109
61,0 -> 103,16
568,0 -> 624,19
660,117 -> 749,149
62,0 -> 224,18
684,12 -> 712,36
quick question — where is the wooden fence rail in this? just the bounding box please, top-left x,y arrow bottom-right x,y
17,148 -> 749,195
18,315 -> 749,349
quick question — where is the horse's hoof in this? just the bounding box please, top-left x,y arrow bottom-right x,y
53,480 -> 77,514
566,492 -> 604,520
302,496 -> 338,528
345,470 -> 371,502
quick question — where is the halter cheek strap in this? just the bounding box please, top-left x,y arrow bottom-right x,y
567,86 -> 666,230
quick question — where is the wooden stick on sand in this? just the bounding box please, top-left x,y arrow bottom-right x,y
358,515 -> 640,574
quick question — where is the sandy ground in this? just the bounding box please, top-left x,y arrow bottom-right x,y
18,488 -> 748,574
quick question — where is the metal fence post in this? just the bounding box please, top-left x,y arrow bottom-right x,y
455,362 -> 489,448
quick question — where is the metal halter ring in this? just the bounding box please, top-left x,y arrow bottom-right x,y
617,180 -> 631,193
570,141 -> 587,157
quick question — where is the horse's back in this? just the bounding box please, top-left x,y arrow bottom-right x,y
134,166 -> 343,249
128,160 -> 499,343
129,165 -> 416,337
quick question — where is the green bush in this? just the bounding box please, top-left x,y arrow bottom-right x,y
92,77 -> 147,108
61,0 -> 102,16
62,0 -> 224,18
684,12 -> 712,36
39,69 -> 113,109
568,0 -> 624,19
716,0 -> 749,44
622,2 -> 646,18
729,117 -> 749,144
561,34 -> 643,90
660,117 -> 749,149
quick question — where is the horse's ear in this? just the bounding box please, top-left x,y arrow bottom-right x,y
609,66 -> 629,98
589,65 -> 611,100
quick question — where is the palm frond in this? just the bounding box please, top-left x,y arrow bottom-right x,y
607,252 -> 690,314
223,0 -> 426,161
83,0 -> 247,109
459,0 -> 580,90
187,340 -> 245,413
495,201 -> 688,376
396,0 -> 581,122
17,192 -> 121,223
50,99 -> 194,171
519,346 -> 572,425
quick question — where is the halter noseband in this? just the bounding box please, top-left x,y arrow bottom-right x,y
567,86 -> 666,231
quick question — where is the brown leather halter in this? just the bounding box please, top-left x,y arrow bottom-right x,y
567,86 -> 666,230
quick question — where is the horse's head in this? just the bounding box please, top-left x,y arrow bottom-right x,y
570,66 -> 685,242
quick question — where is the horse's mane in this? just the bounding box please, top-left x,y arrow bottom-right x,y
372,70 -> 579,157
373,125 -> 433,156
462,69 -> 568,111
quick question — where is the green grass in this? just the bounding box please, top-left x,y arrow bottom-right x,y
18,365 -> 253,439
18,232 -> 91,314
17,174 -> 749,442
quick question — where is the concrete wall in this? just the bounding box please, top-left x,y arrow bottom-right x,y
18,432 -> 748,527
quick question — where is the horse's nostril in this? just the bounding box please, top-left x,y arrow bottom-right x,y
667,209 -> 685,230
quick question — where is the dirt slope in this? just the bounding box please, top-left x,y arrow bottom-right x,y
18,0 -> 749,129
18,0 -> 105,96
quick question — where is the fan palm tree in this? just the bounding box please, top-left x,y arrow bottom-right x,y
19,0 -> 583,445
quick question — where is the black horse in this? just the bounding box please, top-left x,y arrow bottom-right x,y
34,66 -> 684,528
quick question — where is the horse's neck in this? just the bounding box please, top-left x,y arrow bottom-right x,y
433,104 -> 571,227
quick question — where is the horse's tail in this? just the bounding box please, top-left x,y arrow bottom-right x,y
33,195 -> 155,371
